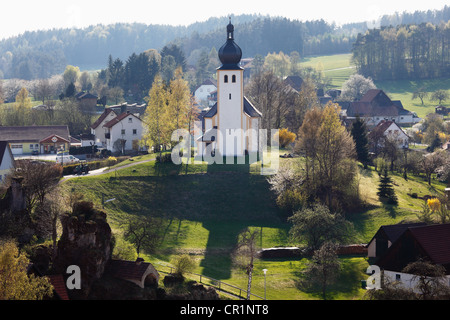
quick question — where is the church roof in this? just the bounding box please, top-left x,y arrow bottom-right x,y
218,20 -> 243,70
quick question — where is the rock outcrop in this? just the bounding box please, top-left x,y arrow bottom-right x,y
53,201 -> 112,299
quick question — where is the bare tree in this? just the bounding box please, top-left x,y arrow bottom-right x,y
300,242 -> 341,300
232,228 -> 260,300
33,79 -> 53,104
340,74 -> 376,101
122,216 -> 163,257
13,160 -> 62,214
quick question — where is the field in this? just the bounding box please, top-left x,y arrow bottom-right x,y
300,53 -> 450,119
62,150 -> 447,300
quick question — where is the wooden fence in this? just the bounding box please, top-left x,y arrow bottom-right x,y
155,262 -> 265,300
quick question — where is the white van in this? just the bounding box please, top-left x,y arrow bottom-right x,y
56,155 -> 80,165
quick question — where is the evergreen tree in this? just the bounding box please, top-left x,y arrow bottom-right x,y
377,168 -> 398,205
351,117 -> 370,168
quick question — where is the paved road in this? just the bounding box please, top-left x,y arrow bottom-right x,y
60,158 -> 155,182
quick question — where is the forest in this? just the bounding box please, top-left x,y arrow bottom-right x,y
352,21 -> 450,80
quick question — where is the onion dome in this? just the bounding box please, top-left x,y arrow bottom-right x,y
218,19 -> 242,69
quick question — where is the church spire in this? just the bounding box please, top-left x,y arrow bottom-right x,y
227,17 -> 234,40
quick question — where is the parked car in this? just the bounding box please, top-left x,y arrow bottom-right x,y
55,155 -> 80,165
31,150 -> 39,155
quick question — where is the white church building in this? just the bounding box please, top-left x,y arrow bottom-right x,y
196,20 -> 262,158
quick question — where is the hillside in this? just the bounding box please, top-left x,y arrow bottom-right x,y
61,153 -> 448,300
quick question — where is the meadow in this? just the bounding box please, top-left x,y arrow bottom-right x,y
62,150 -> 447,300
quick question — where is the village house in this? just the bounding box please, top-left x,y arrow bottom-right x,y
344,89 -> 420,127
194,79 -> 217,109
91,107 -> 146,153
368,223 -> 450,291
75,91 -> 98,113
106,258 -> 160,289
0,141 -> 15,184
369,120 -> 410,149
0,125 -> 72,155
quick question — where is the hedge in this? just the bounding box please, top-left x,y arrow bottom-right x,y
61,156 -> 129,175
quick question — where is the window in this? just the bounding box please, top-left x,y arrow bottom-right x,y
232,75 -> 236,83
35,144 -> 39,149
133,129 -> 137,135
121,129 -> 126,135
128,117 -> 133,123
395,274 -> 401,281
229,94 -> 232,100
224,75 -> 228,83
30,144 -> 34,149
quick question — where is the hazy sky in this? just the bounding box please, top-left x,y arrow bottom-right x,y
0,0 -> 448,40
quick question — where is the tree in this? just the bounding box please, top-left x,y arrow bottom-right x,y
340,74 -> 376,101
232,228 -> 260,300
288,203 -> 353,251
402,259 -> 450,300
142,75 -> 171,156
351,117 -> 370,168
430,89 -> 449,105
295,103 -> 357,209
34,188 -> 68,259
420,151 -> 446,185
412,87 -> 428,105
122,216 -> 163,257
33,79 -> 54,104
13,160 -> 62,214
377,168 -> 398,205
63,65 -> 80,89
276,128 -> 296,148
300,242 -> 341,300
167,67 -> 191,135
0,239 -> 53,300
13,87 -> 32,126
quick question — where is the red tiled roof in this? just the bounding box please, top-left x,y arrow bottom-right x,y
409,224 -> 450,266
47,274 -> 69,300
107,259 -> 153,281
91,108 -> 117,129
103,112 -> 141,128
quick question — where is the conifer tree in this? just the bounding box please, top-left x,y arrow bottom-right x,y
351,116 -> 370,168
377,168 -> 398,205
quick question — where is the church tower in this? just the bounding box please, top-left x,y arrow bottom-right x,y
197,19 -> 261,159
217,19 -> 244,156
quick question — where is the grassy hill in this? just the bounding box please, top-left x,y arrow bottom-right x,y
61,151 -> 447,300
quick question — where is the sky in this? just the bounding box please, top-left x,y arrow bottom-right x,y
0,0 -> 448,40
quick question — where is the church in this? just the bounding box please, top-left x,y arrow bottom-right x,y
197,20 -> 262,159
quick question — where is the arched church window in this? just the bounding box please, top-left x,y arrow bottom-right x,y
232,75 -> 236,83
224,75 -> 228,83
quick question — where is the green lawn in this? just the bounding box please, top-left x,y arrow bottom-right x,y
375,78 -> 450,119
60,150 -> 448,300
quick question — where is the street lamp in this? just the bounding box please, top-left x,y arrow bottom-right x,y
262,269 -> 267,300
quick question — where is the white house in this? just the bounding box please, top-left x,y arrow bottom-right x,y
373,223 -> 450,292
102,112 -> 145,153
345,89 -> 421,126
194,79 -> 217,109
0,141 -> 15,184
197,20 -> 262,158
369,120 -> 410,149
90,108 -> 119,148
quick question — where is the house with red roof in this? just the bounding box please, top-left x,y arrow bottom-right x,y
106,258 -> 160,288
90,107 -> 146,153
345,89 -> 420,127
369,119 -> 410,149
370,223 -> 450,290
